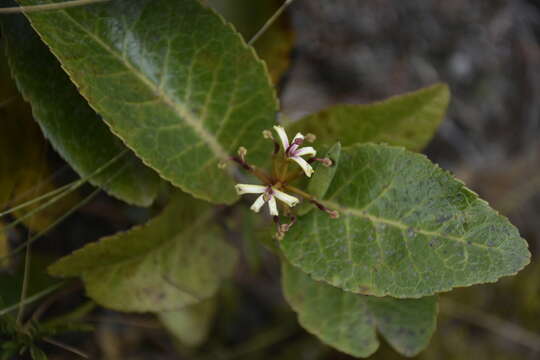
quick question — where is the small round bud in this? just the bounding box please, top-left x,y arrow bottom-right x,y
262,130 -> 274,140
320,157 -> 333,167
237,146 -> 247,161
327,210 -> 340,219
279,224 -> 291,233
305,133 -> 316,143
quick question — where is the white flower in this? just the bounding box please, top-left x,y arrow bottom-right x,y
235,184 -> 299,216
273,125 -> 317,177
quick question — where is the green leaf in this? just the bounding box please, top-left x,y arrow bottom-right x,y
307,143 -> 342,200
2,11 -> 161,207
0,42 -> 77,233
29,346 -> 47,360
282,261 -> 437,358
281,144 -> 530,298
19,0 -> 278,204
48,192 -> 238,312
287,84 -> 450,152
297,143 -> 342,216
159,298 -> 216,347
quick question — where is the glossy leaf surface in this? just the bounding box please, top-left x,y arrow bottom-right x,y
2,11 -> 160,206
20,0 -> 278,204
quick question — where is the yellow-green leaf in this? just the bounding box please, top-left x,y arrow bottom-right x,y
159,298 -> 216,347
288,84 -> 450,152
48,192 -> 238,312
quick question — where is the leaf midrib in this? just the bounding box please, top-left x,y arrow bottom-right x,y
322,200 -> 504,252
55,7 -> 229,161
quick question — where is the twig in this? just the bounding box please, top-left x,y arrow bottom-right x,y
0,282 -> 65,316
6,163 -> 129,259
440,298 -> 540,352
16,243 -> 31,324
43,337 -> 89,359
248,0 -> 295,46
0,0 -> 110,14
17,141 -> 49,325
0,150 -> 127,218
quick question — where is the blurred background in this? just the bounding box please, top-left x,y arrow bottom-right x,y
3,0 -> 540,359
282,1 -> 540,358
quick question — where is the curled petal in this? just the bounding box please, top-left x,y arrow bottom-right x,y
250,194 -> 267,213
273,125 -> 289,152
292,132 -> 304,144
287,133 -> 305,154
291,156 -> 314,178
273,188 -> 300,207
235,184 -> 267,195
294,146 -> 317,158
268,196 -> 279,216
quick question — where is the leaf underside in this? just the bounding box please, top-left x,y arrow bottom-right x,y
159,298 -> 216,347
20,0 -> 278,204
282,144 -> 530,298
282,261 -> 437,358
48,192 -> 238,312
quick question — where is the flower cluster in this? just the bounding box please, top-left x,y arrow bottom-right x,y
230,125 -> 337,239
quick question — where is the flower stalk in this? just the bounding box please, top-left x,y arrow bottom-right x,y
231,126 -> 338,238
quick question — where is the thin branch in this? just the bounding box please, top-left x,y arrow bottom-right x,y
2,161 -> 129,261
16,244 -> 32,324
248,0 -> 295,46
0,282 -> 65,316
0,0 -> 110,14
0,150 -> 127,218
43,337 -> 89,359
17,141 -> 49,325
440,298 -> 540,352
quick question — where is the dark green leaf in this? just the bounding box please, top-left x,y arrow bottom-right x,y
307,143 -> 342,200
297,143 -> 342,216
19,0 -> 278,204
287,84 -> 450,152
2,11 -> 161,207
282,261 -> 437,358
48,192 -> 238,312
281,144 -> 530,298
0,44 -> 77,233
